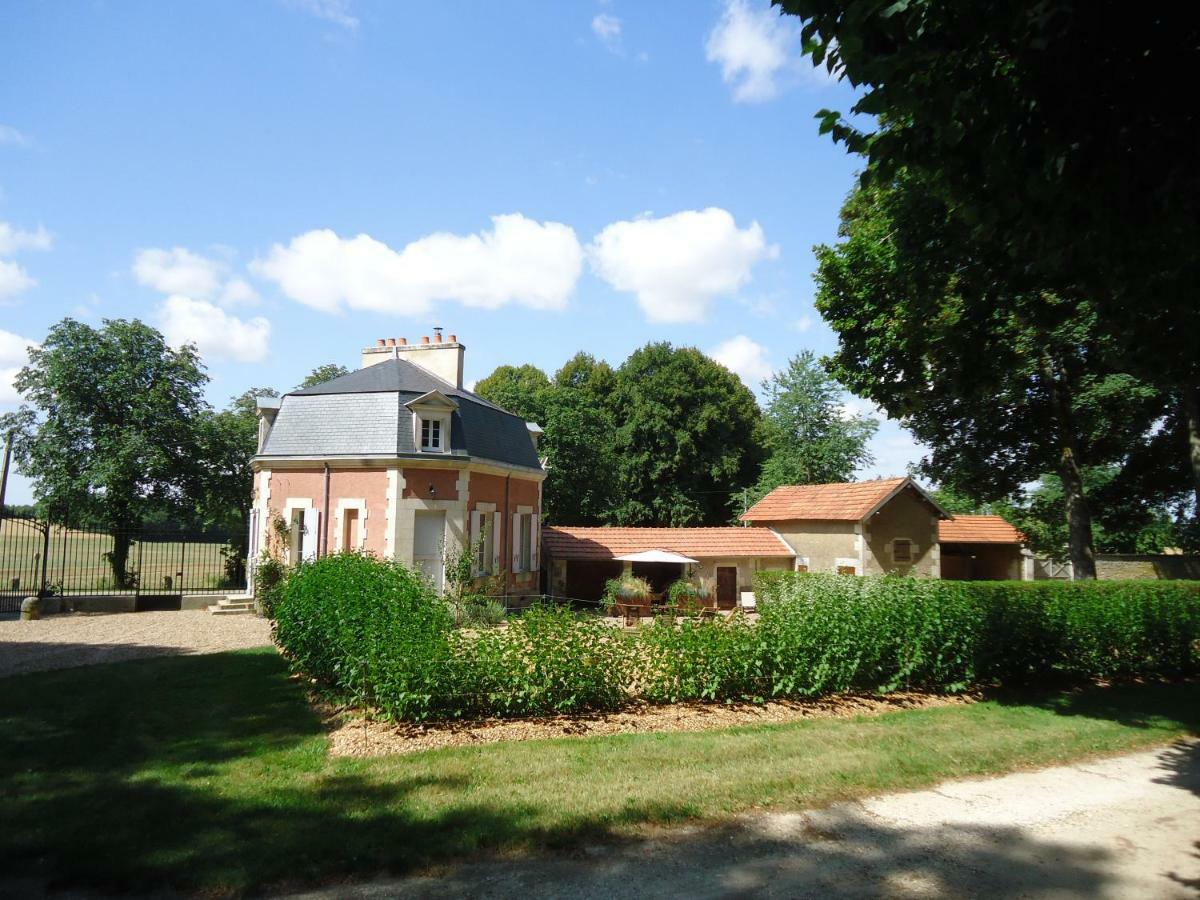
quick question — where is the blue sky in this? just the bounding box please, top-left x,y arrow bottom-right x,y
0,0 -> 924,505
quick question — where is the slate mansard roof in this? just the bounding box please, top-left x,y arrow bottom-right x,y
257,358 -> 542,470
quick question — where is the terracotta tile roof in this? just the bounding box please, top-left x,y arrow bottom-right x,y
740,477 -> 910,522
939,515 -> 1026,544
541,526 -> 795,560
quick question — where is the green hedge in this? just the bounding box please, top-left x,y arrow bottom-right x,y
756,573 -> 1200,689
273,556 -> 1200,722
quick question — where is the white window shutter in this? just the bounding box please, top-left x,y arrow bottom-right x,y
470,510 -> 482,574
301,508 -> 320,560
492,512 -> 502,575
530,514 -> 539,571
512,513 -> 523,572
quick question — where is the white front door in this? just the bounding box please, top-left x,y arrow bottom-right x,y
413,510 -> 446,591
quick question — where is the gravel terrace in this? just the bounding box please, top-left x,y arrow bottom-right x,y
0,611 -> 274,678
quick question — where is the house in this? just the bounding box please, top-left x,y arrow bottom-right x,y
938,514 -> 1031,580
249,331 -> 544,598
541,526 -> 795,607
740,477 -> 950,577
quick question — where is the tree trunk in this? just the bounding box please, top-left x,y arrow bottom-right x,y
109,530 -> 134,589
1042,358 -> 1097,580
1182,384 -> 1200,516
1057,449 -> 1097,580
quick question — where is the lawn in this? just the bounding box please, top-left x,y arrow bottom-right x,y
0,648 -> 1195,896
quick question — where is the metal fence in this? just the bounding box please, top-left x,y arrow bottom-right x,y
0,516 -> 241,612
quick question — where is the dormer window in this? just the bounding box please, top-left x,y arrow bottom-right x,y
420,416 -> 443,451
405,390 -> 458,456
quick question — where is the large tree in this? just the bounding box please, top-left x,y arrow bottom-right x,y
4,318 -> 209,586
473,364 -> 552,424
296,364 -> 350,390
541,354 -> 619,525
611,342 -> 764,525
188,387 -> 280,583
745,351 -> 878,513
782,0 -> 1200,513
814,177 -> 1159,577
474,355 -> 619,524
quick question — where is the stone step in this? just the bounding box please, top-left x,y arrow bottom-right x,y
207,602 -> 255,615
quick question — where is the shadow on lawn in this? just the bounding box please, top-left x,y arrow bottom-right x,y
1,652 -> 1197,898
0,650 -> 697,896
989,678 -> 1200,732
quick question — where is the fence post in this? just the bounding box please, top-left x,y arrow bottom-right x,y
136,535 -> 144,601
39,521 -> 49,598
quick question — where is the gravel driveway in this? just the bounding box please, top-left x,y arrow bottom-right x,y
0,611 -> 274,678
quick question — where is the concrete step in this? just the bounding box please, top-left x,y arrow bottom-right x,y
207,602 -> 255,615
215,596 -> 254,608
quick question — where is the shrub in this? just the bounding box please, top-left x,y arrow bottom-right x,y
455,604 -> 634,716
253,552 -> 288,618
276,555 -> 1200,722
759,574 -> 1200,692
603,574 -> 652,610
639,613 -> 761,702
273,552 -> 455,720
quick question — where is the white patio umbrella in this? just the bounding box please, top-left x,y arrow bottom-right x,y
613,549 -> 699,564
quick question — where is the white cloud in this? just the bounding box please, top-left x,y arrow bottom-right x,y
791,314 -> 814,333
0,260 -> 36,301
0,329 -> 37,403
133,247 -> 259,306
588,207 -> 778,322
284,0 -> 358,29
219,277 -> 260,306
0,125 -> 30,147
253,213 -> 583,316
592,13 -> 622,52
705,0 -> 829,102
0,223 -> 52,255
133,247 -> 224,299
709,334 -> 773,386
158,296 -> 271,363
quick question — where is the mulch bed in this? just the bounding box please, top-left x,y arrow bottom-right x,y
324,690 -> 978,758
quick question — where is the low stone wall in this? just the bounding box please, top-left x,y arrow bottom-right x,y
1096,554 -> 1200,581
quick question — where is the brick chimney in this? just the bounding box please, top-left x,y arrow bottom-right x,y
360,330 -> 466,388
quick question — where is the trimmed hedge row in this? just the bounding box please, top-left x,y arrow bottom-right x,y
273,555 -> 1200,721
756,573 -> 1200,689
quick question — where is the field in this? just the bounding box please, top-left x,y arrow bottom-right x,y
0,519 -> 234,595
0,647 -> 1195,896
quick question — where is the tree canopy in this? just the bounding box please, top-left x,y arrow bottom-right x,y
814,175 -> 1160,576
296,364 -> 350,391
745,351 -> 877,512
783,0 -> 1200,518
3,319 -> 209,584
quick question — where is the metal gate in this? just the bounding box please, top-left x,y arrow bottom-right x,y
0,516 -> 241,613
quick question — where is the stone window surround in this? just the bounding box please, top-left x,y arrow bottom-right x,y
334,497 -> 368,552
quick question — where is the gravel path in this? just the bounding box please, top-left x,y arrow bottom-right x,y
0,611 -> 274,678
288,741 -> 1200,899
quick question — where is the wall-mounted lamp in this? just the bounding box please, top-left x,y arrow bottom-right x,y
429,483 -> 437,498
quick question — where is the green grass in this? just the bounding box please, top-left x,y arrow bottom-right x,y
0,648 -> 1195,896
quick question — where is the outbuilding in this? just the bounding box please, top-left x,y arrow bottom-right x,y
541,526 -> 795,608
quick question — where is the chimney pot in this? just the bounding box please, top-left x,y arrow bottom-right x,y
421,335 -> 430,345
376,339 -> 386,347
399,337 -> 407,346
433,326 -> 444,343
448,333 -> 457,343
386,338 -> 396,347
